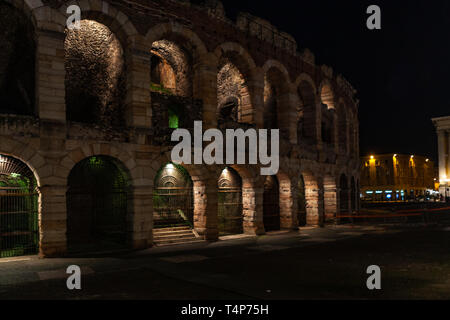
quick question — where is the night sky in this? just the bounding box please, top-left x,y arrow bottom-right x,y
211,0 -> 450,162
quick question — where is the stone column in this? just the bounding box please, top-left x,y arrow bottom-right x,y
242,181 -> 265,235
247,68 -> 265,128
279,175 -> 299,230
129,185 -> 153,250
437,130 -> 447,180
125,38 -> 152,128
324,184 -> 338,222
36,30 -> 66,122
447,131 -> 450,180
193,178 -> 219,241
277,84 -> 298,144
194,53 -> 218,129
39,185 -> 67,257
305,178 -> 324,226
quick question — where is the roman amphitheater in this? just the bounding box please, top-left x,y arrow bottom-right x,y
0,0 -> 360,257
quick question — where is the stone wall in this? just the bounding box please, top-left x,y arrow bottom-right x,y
0,0 -> 361,258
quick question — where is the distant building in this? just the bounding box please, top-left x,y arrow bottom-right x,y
432,116 -> 450,201
360,154 -> 436,202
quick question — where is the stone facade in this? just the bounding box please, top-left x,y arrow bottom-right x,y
432,116 -> 450,200
361,154 -> 436,202
0,0 -> 360,257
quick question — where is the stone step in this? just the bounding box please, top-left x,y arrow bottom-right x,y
153,226 -> 191,233
153,233 -> 197,241
153,226 -> 201,247
154,238 -> 205,247
153,229 -> 195,236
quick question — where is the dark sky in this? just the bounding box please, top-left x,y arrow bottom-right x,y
212,0 -> 450,161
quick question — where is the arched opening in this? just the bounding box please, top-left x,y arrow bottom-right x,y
0,154 -> 39,258
153,163 -> 193,229
67,156 -> 130,253
351,177 -> 357,212
320,84 -> 335,110
339,174 -> 349,214
150,37 -> 201,131
217,55 -> 252,127
297,81 -> 317,144
218,167 -> 243,236
65,19 -> 125,126
151,40 -> 192,97
263,175 -> 280,232
298,175 -> 307,227
0,2 -> 35,116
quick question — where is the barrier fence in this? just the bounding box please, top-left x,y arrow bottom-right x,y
336,206 -> 450,224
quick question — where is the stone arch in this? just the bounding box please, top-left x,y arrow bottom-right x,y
216,165 -> 263,236
0,138 -> 44,187
60,1 -> 138,46
145,23 -> 209,128
153,154 -> 216,239
66,155 -> 133,252
0,152 -> 41,257
215,42 -> 258,125
296,74 -> 319,144
145,22 -> 208,60
217,166 -> 244,235
61,144 -> 136,185
214,42 -> 257,78
262,60 -> 294,139
153,162 -> 195,230
64,19 -> 126,126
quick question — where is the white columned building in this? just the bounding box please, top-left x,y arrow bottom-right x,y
432,116 -> 450,200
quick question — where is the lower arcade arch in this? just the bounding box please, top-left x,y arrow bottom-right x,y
0,154 -> 39,258
153,163 -> 194,228
218,167 -> 243,236
263,175 -> 281,232
66,156 -> 130,252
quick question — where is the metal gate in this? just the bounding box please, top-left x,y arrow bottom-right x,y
67,156 -> 128,250
263,175 -> 280,232
218,168 -> 243,236
153,186 -> 193,228
0,154 -> 39,258
153,164 -> 193,228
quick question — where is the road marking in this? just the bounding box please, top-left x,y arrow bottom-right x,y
38,266 -> 94,281
159,254 -> 209,263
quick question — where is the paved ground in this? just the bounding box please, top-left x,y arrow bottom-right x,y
0,223 -> 449,300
